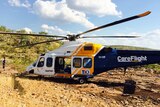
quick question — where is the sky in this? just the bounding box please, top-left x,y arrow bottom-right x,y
0,0 -> 160,49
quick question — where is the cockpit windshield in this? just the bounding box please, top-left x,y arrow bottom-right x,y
32,61 -> 37,67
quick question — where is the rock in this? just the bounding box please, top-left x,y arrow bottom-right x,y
61,99 -> 69,106
124,100 -> 129,105
31,93 -> 35,96
146,69 -> 155,74
63,96 -> 67,100
80,97 -> 88,102
60,95 -> 64,99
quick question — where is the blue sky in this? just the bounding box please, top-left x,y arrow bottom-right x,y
0,0 -> 160,49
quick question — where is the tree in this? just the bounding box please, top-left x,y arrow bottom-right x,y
39,31 -> 48,35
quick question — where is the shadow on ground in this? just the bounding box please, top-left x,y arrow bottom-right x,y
18,75 -> 125,88
89,81 -> 124,87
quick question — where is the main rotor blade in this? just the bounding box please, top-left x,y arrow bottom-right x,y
0,32 -> 67,38
81,36 -> 139,38
16,38 -> 64,48
76,11 -> 151,38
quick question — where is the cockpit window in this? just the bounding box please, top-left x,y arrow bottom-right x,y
73,58 -> 82,68
32,61 -> 37,67
83,58 -> 92,68
37,57 -> 45,67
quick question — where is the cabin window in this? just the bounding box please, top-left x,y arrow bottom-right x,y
46,57 -> 53,67
59,58 -> 64,65
84,46 -> 93,50
73,58 -> 82,68
104,47 -> 113,53
37,57 -> 45,67
83,58 -> 92,68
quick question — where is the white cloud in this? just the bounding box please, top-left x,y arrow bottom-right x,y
66,0 -> 122,17
136,29 -> 160,49
41,24 -> 70,35
8,0 -> 31,8
8,0 -> 122,29
117,29 -> 160,50
21,27 -> 32,33
82,29 -> 160,50
33,0 -> 95,28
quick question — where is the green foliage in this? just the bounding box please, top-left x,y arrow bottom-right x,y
0,26 -> 12,32
0,26 -> 61,72
39,31 -> 48,34
144,64 -> 160,74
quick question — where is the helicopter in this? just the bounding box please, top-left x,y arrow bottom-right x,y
0,11 -> 160,85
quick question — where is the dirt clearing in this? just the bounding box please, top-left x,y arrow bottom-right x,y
0,67 -> 159,107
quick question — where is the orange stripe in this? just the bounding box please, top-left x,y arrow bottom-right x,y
55,73 -> 71,78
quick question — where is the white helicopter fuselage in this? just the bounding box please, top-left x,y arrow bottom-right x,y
26,41 -> 84,77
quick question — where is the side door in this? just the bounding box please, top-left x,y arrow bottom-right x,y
44,57 -> 55,75
71,57 -> 82,76
55,57 -> 65,73
71,57 -> 93,76
35,57 -> 45,75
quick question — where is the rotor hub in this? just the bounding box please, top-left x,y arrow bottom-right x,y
67,34 -> 76,41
